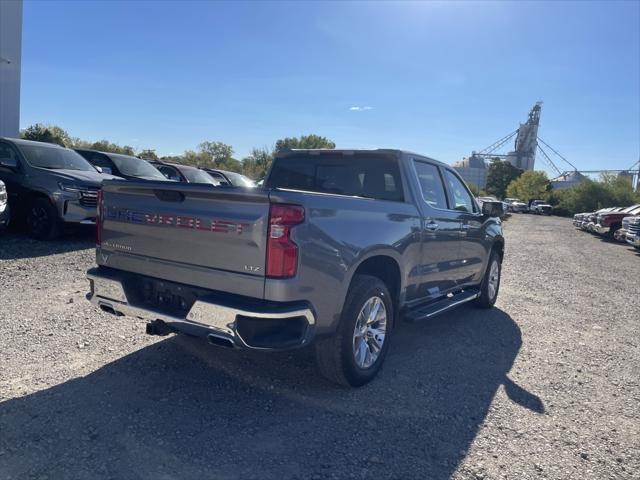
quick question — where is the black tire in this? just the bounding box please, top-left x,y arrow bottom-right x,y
607,224 -> 621,240
26,198 -> 62,240
475,250 -> 501,309
315,274 -> 393,387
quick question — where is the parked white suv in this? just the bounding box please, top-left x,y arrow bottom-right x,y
529,200 -> 552,215
504,198 -> 528,213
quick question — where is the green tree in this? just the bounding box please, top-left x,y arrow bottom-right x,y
178,150 -> 201,167
274,134 -> 335,153
506,170 -> 551,203
139,149 -> 159,161
218,157 -> 243,173
549,174 -> 640,216
485,160 -> 523,199
21,124 -> 71,146
242,147 -> 273,180
73,138 -> 135,155
198,141 -> 233,166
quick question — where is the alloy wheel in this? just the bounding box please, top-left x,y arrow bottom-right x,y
488,260 -> 500,300
352,296 -> 388,369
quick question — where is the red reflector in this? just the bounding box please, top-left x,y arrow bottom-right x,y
266,204 -> 304,278
96,188 -> 103,246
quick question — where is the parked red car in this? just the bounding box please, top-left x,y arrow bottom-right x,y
593,204 -> 640,239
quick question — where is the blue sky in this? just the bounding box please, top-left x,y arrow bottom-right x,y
21,0 -> 640,174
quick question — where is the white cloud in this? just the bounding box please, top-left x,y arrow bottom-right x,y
349,106 -> 373,111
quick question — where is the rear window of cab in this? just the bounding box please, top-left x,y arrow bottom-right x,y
267,154 -> 404,202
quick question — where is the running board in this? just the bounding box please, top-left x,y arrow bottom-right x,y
404,289 -> 480,323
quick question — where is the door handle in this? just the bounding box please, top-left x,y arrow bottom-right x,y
425,221 -> 439,231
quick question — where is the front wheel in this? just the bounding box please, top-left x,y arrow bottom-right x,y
26,198 -> 62,240
315,275 -> 393,387
475,250 -> 501,308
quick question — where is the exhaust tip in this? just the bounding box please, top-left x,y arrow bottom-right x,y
207,333 -> 235,349
99,304 -> 117,315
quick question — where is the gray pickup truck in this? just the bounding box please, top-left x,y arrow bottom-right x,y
87,149 -> 505,386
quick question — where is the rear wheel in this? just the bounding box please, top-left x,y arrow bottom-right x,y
315,275 -> 393,387
607,224 -> 621,240
475,250 -> 501,308
26,198 -> 62,240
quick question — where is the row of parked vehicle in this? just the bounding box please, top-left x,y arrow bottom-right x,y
0,137 -> 255,239
476,197 -> 552,215
573,204 -> 640,250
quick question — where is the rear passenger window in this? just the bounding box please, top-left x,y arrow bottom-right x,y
208,172 -> 228,185
88,153 -> 114,171
413,161 -> 447,209
444,169 -> 476,213
267,154 -> 404,202
159,166 -> 182,182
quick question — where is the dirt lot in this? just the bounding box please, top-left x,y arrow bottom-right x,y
0,215 -> 638,480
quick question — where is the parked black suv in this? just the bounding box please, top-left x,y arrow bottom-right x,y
202,168 -> 256,187
149,161 -> 217,184
0,138 -> 121,239
75,149 -> 169,182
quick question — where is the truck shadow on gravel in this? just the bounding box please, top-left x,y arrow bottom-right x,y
0,306 -> 543,480
0,228 -> 94,260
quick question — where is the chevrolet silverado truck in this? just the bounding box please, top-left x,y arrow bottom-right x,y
577,207 -> 620,231
593,204 -> 640,239
87,149 -> 505,386
622,215 -> 640,249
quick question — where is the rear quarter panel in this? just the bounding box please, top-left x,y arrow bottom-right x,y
266,190 -> 422,335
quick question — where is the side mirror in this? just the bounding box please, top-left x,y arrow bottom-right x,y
94,165 -> 103,173
0,156 -> 17,169
482,201 -> 504,217
101,167 -> 112,175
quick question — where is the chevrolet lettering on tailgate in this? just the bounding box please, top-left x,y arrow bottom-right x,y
105,206 -> 249,234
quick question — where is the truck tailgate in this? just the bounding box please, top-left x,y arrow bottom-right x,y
99,181 -> 269,297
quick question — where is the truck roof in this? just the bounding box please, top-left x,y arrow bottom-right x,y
276,148 -> 448,168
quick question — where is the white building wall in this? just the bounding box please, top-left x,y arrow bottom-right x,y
0,0 -> 23,138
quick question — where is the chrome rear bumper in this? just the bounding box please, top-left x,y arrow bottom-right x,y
87,268 -> 316,350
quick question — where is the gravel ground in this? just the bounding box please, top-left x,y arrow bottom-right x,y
0,215 -> 638,480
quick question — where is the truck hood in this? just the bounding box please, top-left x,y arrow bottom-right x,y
44,169 -> 123,187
